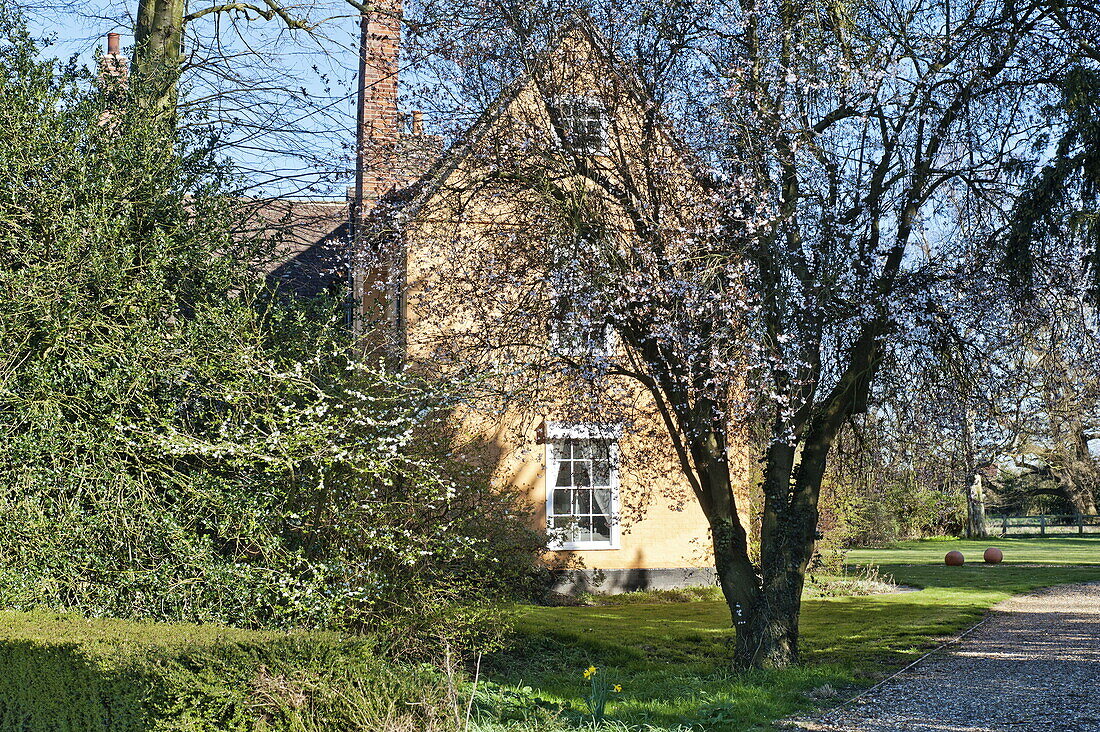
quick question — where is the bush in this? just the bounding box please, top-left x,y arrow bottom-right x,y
818,474 -> 966,548
0,6 -> 544,647
0,610 -> 457,731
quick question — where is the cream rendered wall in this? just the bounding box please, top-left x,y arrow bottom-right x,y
392,31 -> 752,575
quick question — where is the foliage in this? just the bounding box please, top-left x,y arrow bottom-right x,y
818,468 -> 968,547
0,609 -> 457,732
804,565 -> 896,598
988,470 -> 1078,515
1003,62 -> 1100,298
471,681 -> 573,728
0,8 -> 543,645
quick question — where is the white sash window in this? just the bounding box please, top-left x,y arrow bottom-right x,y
545,424 -> 620,550
549,299 -> 613,360
552,96 -> 608,156
547,242 -> 614,362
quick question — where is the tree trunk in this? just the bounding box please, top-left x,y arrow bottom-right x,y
1083,490 -> 1099,516
1064,476 -> 1098,516
966,474 -> 988,538
730,561 -> 804,668
717,431 -> 824,669
694,446 -> 767,666
710,515 -> 774,665
1069,429 -> 1099,515
666,391 -> 856,669
134,0 -> 186,121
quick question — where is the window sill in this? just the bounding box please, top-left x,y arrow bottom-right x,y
549,541 -> 620,551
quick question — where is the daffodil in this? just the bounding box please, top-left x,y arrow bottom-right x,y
584,665 -> 597,679
613,684 -> 622,693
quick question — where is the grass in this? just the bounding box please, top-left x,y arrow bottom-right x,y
476,535 -> 1100,731
0,609 -> 457,731
847,535 -> 1100,567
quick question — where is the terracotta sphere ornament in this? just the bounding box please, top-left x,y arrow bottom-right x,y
945,550 -> 965,566
984,547 -> 1003,564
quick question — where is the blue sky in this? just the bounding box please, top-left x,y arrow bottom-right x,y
25,1 -> 365,198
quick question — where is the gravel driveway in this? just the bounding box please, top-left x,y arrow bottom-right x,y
791,582 -> 1100,732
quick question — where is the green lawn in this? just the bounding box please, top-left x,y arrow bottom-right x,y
475,536 -> 1100,731
847,535 -> 1100,567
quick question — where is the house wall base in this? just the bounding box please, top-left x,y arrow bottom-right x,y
549,567 -> 717,595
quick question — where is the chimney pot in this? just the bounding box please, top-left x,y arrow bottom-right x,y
411,110 -> 423,135
99,32 -> 129,88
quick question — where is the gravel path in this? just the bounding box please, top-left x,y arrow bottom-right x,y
792,582 -> 1100,732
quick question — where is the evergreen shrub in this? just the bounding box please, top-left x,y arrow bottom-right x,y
0,610 -> 452,731
0,4 -> 544,649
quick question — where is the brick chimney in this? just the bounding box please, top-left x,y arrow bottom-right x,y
354,0 -> 402,216
350,0 -> 402,348
97,33 -> 129,129
99,32 -> 129,85
346,2 -> 444,349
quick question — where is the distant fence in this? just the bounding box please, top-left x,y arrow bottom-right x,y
987,514 -> 1100,536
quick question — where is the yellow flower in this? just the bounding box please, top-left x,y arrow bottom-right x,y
583,666 -> 597,679
613,684 -> 622,693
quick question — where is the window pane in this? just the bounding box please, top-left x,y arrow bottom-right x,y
576,516 -> 592,543
552,441 -> 572,461
592,488 -> 612,515
553,516 -> 578,540
572,461 -> 591,486
592,515 -> 611,542
553,489 -> 571,516
592,460 -> 611,486
573,489 -> 591,516
555,98 -> 605,155
574,441 -> 597,460
579,120 -> 602,150
555,463 -> 572,487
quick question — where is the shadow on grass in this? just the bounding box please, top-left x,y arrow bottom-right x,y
484,558 -> 1100,730
483,592 -> 1012,729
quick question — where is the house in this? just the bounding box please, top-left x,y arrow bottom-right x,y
345,2 -> 754,593
95,35 -> 354,301
93,22 -> 745,592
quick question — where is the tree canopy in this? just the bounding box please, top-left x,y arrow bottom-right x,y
394,0 -> 1094,667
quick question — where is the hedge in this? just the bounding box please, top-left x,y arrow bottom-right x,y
0,610 -> 454,731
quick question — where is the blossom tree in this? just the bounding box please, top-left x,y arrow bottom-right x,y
399,0 -> 1078,668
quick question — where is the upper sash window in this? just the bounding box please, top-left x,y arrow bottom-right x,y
553,97 -> 608,156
